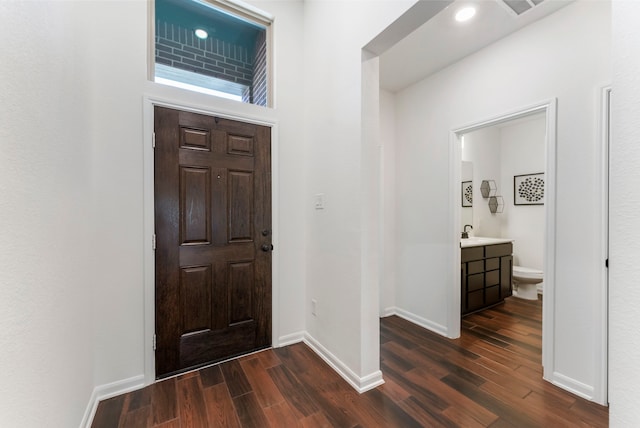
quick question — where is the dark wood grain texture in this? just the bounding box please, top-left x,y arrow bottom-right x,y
461,243 -> 513,315
93,297 -> 608,427
154,107 -> 272,378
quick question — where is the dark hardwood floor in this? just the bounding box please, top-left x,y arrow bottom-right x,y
92,297 -> 608,427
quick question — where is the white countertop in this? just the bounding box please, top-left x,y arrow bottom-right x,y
460,237 -> 514,248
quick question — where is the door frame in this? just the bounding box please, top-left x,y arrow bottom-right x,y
449,98 -> 558,383
597,84 -> 611,405
142,96 -> 279,385
450,96 -> 609,404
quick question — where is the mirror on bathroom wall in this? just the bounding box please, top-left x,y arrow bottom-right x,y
461,161 -> 473,230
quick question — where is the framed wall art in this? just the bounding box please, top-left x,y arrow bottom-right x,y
514,173 -> 544,205
462,181 -> 473,207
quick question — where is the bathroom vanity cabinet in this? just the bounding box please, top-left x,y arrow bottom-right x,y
461,242 -> 513,315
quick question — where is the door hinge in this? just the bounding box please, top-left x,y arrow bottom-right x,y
152,132 -> 156,148
606,258 -> 609,268
152,234 -> 157,250
153,334 -> 157,351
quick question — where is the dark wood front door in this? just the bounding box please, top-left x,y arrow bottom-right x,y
154,106 -> 272,378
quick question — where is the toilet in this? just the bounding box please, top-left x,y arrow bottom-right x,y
512,265 -> 543,300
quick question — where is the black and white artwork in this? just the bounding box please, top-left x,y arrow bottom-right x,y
462,181 -> 473,207
514,173 -> 544,205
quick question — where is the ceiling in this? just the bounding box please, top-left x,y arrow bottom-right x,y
379,0 -> 573,92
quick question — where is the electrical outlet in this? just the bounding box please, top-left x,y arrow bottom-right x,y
311,299 -> 317,316
314,193 -> 325,210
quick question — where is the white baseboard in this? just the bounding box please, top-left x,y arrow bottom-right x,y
303,333 -> 384,393
546,371 -> 595,402
383,306 -> 449,337
382,306 -> 396,317
80,374 -> 145,428
277,331 -> 305,347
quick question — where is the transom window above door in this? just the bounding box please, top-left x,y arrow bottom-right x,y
153,0 -> 272,107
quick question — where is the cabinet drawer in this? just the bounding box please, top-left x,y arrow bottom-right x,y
501,255 -> 513,298
486,243 -> 512,258
468,273 -> 484,292
468,260 -> 484,275
486,285 -> 500,305
468,290 -> 484,312
486,257 -> 500,271
462,246 -> 484,262
486,270 -> 500,287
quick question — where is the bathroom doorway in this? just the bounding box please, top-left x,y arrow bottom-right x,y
460,111 -> 547,299
452,102 -> 557,385
451,98 -> 609,405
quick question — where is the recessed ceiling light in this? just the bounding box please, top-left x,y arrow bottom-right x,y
455,6 -> 476,22
195,28 -> 208,39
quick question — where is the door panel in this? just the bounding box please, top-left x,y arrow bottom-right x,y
229,171 -> 254,242
180,127 -> 211,151
228,135 -> 254,156
154,106 -> 272,378
229,261 -> 254,325
180,167 -> 211,245
180,265 -> 212,333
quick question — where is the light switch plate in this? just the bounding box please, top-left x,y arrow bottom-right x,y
314,193 -> 325,210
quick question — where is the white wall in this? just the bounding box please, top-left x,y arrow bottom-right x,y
380,89 -> 397,314
500,116 -> 546,270
85,0 -> 148,388
393,0 -> 610,400
463,126 -> 503,238
610,0 -> 640,424
302,0 -> 414,382
266,1 -> 307,345
0,2 -> 94,426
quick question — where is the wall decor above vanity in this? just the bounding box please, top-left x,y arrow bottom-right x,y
480,179 -> 496,198
488,195 -> 504,213
462,181 -> 473,207
514,172 -> 545,205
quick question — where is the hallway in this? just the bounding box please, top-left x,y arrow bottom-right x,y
92,297 -> 608,427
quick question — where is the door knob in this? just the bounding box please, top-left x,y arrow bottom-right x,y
261,244 -> 274,252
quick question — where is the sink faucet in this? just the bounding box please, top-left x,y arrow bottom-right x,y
462,224 -> 473,239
